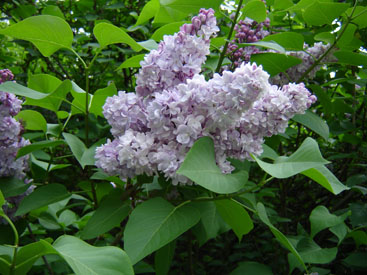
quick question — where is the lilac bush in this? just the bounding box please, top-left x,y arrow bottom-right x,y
96,9 -> 316,185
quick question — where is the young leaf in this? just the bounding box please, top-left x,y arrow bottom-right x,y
302,165 -> 349,195
15,110 -> 47,133
252,137 -> 329,178
257,202 -> 307,270
124,197 -> 200,264
16,140 -> 65,159
135,0 -> 160,26
241,0 -> 266,22
0,15 -> 73,57
81,190 -> 130,240
250,53 -> 302,76
93,23 -> 143,51
292,110 -> 329,141
177,137 -> 249,194
309,205 -> 349,238
53,235 -> 134,275
215,199 -> 254,241
116,54 -> 145,70
15,184 -> 71,216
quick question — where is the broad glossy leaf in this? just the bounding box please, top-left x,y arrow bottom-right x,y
303,2 -> 349,26
309,205 -> 349,238
215,199 -> 253,241
89,83 -> 117,117
70,81 -> 91,115
15,184 -> 70,216
177,137 -> 249,194
154,0 -> 222,23
253,138 -> 329,178
0,82 -> 49,100
15,240 -> 56,275
345,6 -> 367,28
81,190 -> 130,240
302,165 -> 349,195
334,50 -> 367,67
230,261 -> 273,275
343,252 -> 367,268
80,139 -> 106,168
135,0 -> 160,26
93,23 -> 142,51
0,15 -> 73,57
273,0 -> 294,10
296,237 -> 337,264
62,133 -> 86,168
292,110 -> 329,141
15,110 -> 47,133
53,235 -> 134,275
330,222 -> 348,245
0,177 -> 30,198
238,41 -> 285,54
314,32 -> 335,44
151,21 -> 188,41
241,0 -> 266,22
42,5 -> 65,19
257,202 -> 306,270
138,39 -> 159,51
17,140 -> 65,159
262,32 -> 304,51
124,197 -> 200,264
250,53 -> 302,76
337,25 -> 360,51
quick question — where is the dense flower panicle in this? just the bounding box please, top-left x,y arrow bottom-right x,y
0,69 -> 32,223
96,10 -> 317,185
227,18 -> 270,67
135,8 -> 219,97
270,42 -> 335,85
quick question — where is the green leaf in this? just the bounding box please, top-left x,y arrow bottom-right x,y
0,81 -> 50,100
16,140 -> 65,159
0,191 -> 4,207
70,81 -> 91,115
257,202 -> 306,270
89,83 -> 117,117
15,110 -> 47,133
93,23 -> 143,51
343,252 -> 367,268
0,177 -> 31,198
81,190 -> 130,240
0,15 -> 73,57
273,0 -> 294,11
252,137 -> 329,178
314,32 -> 335,44
151,21 -> 188,41
15,184 -> 70,216
238,41 -> 285,54
177,137 -> 249,194
303,1 -> 350,26
301,165 -> 349,195
250,53 -> 302,76
154,0 -> 222,23
215,199 -> 253,241
345,6 -> 367,28
14,240 -> 57,275
137,39 -> 159,51
333,50 -> 367,67
116,54 -> 145,70
292,110 -> 329,141
80,139 -> 106,168
330,222 -> 348,245
241,0 -> 267,22
309,205 -> 348,238
53,235 -> 134,275
62,133 -> 87,168
230,261 -> 273,275
124,197 -> 200,264
262,32 -> 304,51
154,241 -> 176,275
26,78 -> 71,112
42,5 -> 65,19
135,0 -> 160,26
296,238 -> 337,264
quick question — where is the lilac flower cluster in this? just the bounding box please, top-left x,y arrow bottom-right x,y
96,9 -> 316,185
271,42 -> 335,85
226,18 -> 270,67
0,69 -> 31,222
0,69 -> 30,179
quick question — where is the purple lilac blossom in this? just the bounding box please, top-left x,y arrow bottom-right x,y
0,69 -> 31,223
96,9 -> 316,185
270,42 -> 336,85
226,17 -> 270,68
